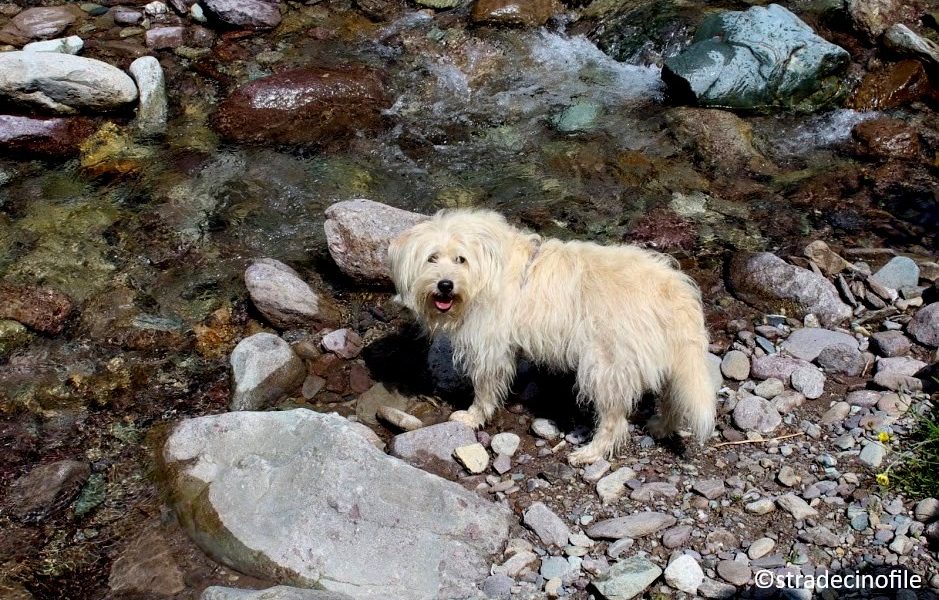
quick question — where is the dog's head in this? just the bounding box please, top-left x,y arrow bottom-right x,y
387,210 -> 509,330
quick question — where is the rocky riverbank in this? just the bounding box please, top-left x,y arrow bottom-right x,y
0,0 -> 937,599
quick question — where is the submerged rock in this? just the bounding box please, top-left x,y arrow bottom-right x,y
161,410 -> 513,599
0,6 -> 81,46
129,56 -> 169,137
662,4 -> 849,111
471,0 -> 561,26
726,252 -> 852,326
665,107 -> 774,174
324,199 -> 428,284
0,283 -> 74,334
213,66 -> 389,147
0,115 -> 95,158
0,52 -> 138,114
4,460 -> 90,522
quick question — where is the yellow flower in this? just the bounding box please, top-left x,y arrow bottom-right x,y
878,432 -> 890,443
876,473 -> 890,486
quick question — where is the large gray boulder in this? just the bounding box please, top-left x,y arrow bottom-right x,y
161,410 -> 513,600
324,199 -> 427,284
662,4 -> 849,111
0,51 -> 138,114
726,252 -> 852,326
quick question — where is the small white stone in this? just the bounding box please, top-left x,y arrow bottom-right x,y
453,443 -> 489,474
531,418 -> 560,440
22,35 -> 84,54
490,432 -> 521,456
664,554 -> 704,594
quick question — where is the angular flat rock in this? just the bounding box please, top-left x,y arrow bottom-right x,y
781,328 -> 857,362
586,512 -> 676,540
591,556 -> 662,600
389,420 -> 477,477
162,410 -> 513,600
229,332 -> 305,411
201,587 -> 353,600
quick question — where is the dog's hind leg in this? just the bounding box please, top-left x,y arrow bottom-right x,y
649,350 -> 716,443
569,361 -> 640,465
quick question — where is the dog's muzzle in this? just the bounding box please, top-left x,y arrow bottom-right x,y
433,280 -> 455,312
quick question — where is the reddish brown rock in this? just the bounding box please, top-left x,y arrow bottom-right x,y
4,460 -> 90,522
851,117 -> 920,160
145,26 -> 186,49
0,115 -> 95,159
0,283 -> 74,334
471,0 -> 561,26
213,66 -> 390,146
0,6 -> 81,46
628,208 -> 697,251
849,60 -> 930,110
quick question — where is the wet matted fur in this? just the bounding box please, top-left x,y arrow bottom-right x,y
388,209 -> 716,464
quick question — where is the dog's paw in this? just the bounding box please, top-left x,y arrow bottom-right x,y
449,410 -> 484,430
645,415 -> 673,439
568,445 -> 605,466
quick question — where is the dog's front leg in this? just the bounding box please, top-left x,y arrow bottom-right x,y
449,355 -> 516,430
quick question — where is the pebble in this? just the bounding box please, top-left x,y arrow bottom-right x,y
492,454 -> 512,475
586,512 -> 676,540
693,478 -> 726,500
490,432 -> 520,456
716,560 -> 751,586
664,554 -> 704,594
591,556 -> 661,600
821,401 -> 851,424
389,421 -> 476,477
747,537 -> 775,559
846,390 -> 881,407
596,467 -> 637,505
733,396 -> 782,433
540,556 -> 570,580
871,330 -> 912,357
229,332 -> 305,411
22,35 -> 83,54
777,466 -> 800,487
531,418 -> 560,440
662,525 -> 693,549
376,406 -> 422,432
129,55 -> 169,138
776,494 -> 818,520
720,350 -> 750,381
629,481 -> 679,502
523,502 -> 570,548
745,498 -> 776,515
754,378 -> 784,399
582,458 -> 611,482
321,328 -> 363,359
791,367 -> 825,399
699,577 -> 737,599
781,327 -> 857,361
544,577 -> 562,597
909,302 -> 939,347
914,498 -> 939,522
858,442 -> 886,468
480,574 -> 513,599
871,256 -> 920,291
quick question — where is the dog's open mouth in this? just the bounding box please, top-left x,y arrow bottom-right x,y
432,294 -> 454,313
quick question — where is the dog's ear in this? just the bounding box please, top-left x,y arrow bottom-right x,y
387,227 -> 419,308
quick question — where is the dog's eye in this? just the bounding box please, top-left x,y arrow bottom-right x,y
427,254 -> 438,263
455,256 -> 466,264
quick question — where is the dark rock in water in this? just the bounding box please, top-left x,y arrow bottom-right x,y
851,117 -> 920,161
145,25 -> 186,49
471,0 -> 561,26
628,208 -> 696,251
662,4 -> 849,111
0,5 -> 81,46
4,460 -> 90,522
108,528 -> 186,597
213,66 -> 390,146
725,252 -> 852,326
354,0 -> 407,21
849,60 -> 929,110
665,107 -> 774,175
0,115 -> 95,158
202,0 -> 281,29
577,0 -> 698,64
0,283 -> 74,334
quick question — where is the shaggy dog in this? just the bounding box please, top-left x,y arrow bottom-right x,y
388,209 -> 715,465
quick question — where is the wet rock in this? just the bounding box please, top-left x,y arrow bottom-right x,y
586,512 -> 676,540
79,121 -> 152,177
129,56 -> 168,137
733,396 -> 781,433
201,587 -> 353,600
0,114 -> 95,159
375,405 -> 422,432
322,329 -> 363,359
884,24 -> 939,67
471,0 -> 560,27
726,252 -> 852,326
229,332 -> 305,410
849,60 -> 930,110
0,581 -> 32,600
112,6 -> 144,25
0,6 -> 81,46
665,108 -> 774,175
389,421 -> 476,477
202,0 -> 280,28
213,66 -> 389,147
0,320 -> 30,357
847,0 -> 904,40
145,26 -> 185,50
454,443 -> 489,474
776,493 -> 818,520
0,52 -> 138,114
523,501 -> 570,547
162,410 -> 513,599
852,118 -> 920,160
750,354 -> 813,381
662,4 -> 849,111
627,208 -> 697,252
324,199 -> 427,284
244,259 -> 335,330
908,303 -> 939,346
0,283 -> 74,334
22,35 -> 83,54
781,327 -> 857,362
871,330 -> 911,356
591,556 -> 661,600
108,528 -> 186,597
720,350 -> 750,381
4,460 -> 90,522
414,0 -> 462,7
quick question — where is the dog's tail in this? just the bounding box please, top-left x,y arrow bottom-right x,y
669,349 -> 717,444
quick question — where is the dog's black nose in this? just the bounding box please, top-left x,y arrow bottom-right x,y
437,280 -> 454,294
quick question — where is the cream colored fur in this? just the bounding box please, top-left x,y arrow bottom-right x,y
388,209 -> 716,464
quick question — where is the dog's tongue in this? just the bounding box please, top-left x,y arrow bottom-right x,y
434,298 -> 453,312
